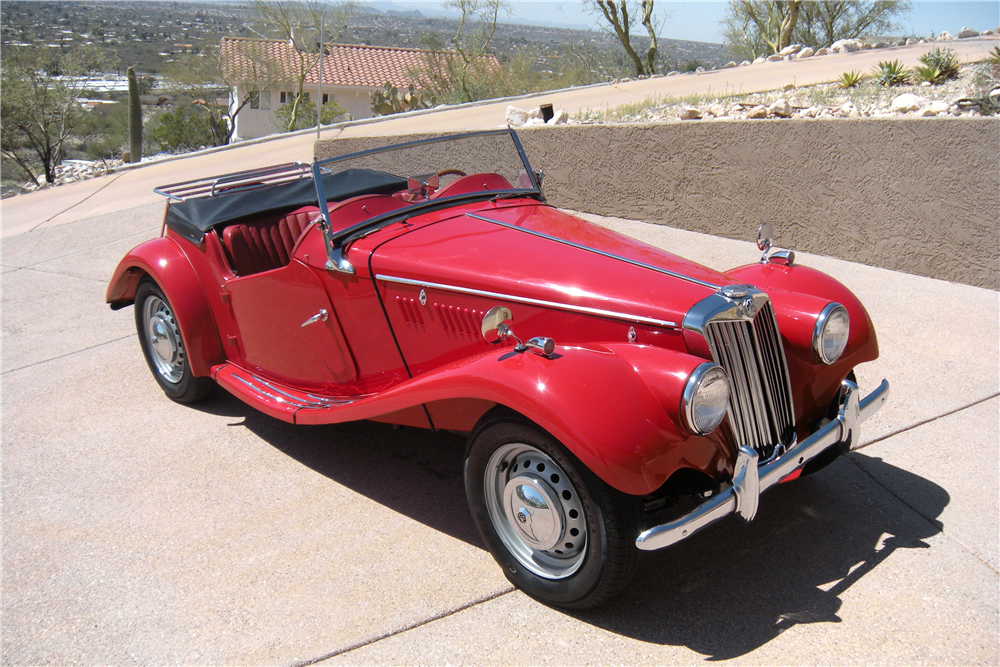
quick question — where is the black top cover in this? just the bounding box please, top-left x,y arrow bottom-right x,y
165,168 -> 407,242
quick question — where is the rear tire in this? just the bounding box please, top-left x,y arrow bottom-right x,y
134,279 -> 213,404
465,408 -> 641,609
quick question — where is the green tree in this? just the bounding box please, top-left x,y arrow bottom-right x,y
723,1 -> 910,60
247,0 -> 358,131
585,1 -> 665,77
147,103 -> 216,153
273,98 -> 347,131
1,45 -> 107,185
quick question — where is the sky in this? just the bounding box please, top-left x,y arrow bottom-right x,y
371,1 -> 1000,44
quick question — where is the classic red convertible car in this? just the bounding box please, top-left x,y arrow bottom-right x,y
107,130 -> 888,608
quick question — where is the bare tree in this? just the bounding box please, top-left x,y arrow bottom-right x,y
247,0 -> 357,131
1,45 -> 107,186
444,0 -> 510,102
585,1 -> 664,77
724,1 -> 910,59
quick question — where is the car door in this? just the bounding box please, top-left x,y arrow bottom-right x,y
225,258 -> 357,388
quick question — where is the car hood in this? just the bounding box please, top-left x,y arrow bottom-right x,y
369,202 -> 735,332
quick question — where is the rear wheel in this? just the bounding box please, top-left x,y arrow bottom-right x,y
465,408 -> 641,608
134,279 -> 213,404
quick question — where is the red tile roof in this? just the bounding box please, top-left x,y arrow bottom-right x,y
219,37 -> 497,89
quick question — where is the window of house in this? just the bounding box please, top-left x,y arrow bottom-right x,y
322,93 -> 329,105
249,91 -> 260,110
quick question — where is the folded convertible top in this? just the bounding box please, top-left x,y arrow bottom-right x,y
163,168 -> 407,242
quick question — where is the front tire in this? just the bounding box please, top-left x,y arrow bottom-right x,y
465,408 -> 641,609
134,278 -> 213,404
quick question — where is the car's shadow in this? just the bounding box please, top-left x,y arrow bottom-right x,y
194,390 -> 947,660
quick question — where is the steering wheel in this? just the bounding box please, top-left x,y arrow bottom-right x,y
437,168 -> 467,178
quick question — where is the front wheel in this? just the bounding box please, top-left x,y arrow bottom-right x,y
134,278 -> 213,404
465,409 -> 641,608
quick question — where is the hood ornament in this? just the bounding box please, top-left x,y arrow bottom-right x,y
757,221 -> 795,266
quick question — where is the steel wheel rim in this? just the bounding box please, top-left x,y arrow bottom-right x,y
484,442 -> 587,580
143,295 -> 184,384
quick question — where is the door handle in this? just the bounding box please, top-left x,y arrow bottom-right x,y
301,308 -> 329,327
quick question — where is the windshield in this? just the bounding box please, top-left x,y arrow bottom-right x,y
313,129 -> 538,240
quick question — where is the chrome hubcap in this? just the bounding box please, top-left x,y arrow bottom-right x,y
143,295 -> 184,384
485,443 -> 587,580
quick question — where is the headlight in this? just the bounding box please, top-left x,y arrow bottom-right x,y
682,363 -> 731,435
814,303 -> 850,364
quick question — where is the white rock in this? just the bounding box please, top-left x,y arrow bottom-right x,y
983,30 -> 993,36
667,70 -> 679,76
797,47 -> 815,58
860,43 -> 873,50
550,109 -> 569,125
895,40 -> 906,46
831,38 -> 862,53
753,56 -> 766,64
527,107 -> 543,120
779,43 -> 802,56
957,28 -> 979,38
875,42 -> 889,49
937,31 -> 953,40
891,93 -> 923,111
926,100 -> 950,114
523,117 -> 546,127
766,54 -> 784,62
505,105 -> 528,126
920,80 -> 932,87
723,61 -> 737,68
740,60 -> 751,67
815,47 -> 829,56
620,77 -> 632,82
695,67 -> 705,73
747,105 -> 769,119
917,107 -> 938,117
707,104 -> 727,117
769,98 -> 792,117
677,106 -> 702,120
906,38 -> 916,45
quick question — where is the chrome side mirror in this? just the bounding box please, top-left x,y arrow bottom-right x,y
481,306 -> 513,344
481,306 -> 555,358
756,220 -> 795,266
757,221 -> 773,252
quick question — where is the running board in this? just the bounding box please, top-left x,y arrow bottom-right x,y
213,364 -> 358,423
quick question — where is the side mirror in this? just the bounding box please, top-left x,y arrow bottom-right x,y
407,172 -> 439,198
757,221 -> 773,251
481,306 -> 513,344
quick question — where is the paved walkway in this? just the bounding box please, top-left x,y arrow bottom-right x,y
2,35 -> 996,238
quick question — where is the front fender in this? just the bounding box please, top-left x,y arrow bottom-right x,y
296,343 -> 727,496
106,237 -> 223,377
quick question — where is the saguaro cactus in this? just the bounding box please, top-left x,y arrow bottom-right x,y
127,66 -> 141,163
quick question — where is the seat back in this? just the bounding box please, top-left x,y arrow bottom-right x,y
222,206 -> 320,276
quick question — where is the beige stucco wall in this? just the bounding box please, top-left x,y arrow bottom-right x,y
316,118 -> 999,290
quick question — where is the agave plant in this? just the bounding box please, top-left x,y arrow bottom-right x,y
913,48 -> 961,84
872,60 -> 910,87
839,70 -> 864,88
987,46 -> 1000,67
370,83 -> 437,117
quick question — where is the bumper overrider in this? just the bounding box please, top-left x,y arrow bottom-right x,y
636,378 -> 890,551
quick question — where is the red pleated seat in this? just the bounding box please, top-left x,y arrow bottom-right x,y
221,206 -> 320,276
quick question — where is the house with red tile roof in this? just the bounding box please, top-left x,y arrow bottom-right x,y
219,36 -> 496,140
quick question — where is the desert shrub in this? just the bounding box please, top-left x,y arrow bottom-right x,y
872,60 -> 909,86
148,104 -> 214,153
839,70 -> 864,88
274,98 -> 348,131
913,48 -> 960,84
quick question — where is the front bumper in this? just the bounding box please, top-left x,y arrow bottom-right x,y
635,378 -> 890,551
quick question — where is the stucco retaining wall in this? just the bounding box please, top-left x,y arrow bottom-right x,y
316,118 -> 999,290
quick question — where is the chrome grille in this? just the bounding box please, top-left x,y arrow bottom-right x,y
704,301 -> 794,459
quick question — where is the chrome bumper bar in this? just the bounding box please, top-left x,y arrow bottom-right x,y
635,378 -> 890,551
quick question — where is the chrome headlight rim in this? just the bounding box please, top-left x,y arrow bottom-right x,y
682,362 -> 731,435
813,302 -> 850,365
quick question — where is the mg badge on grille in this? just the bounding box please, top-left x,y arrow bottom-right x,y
742,297 -> 757,317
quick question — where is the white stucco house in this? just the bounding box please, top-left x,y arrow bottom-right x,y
220,36 -> 461,141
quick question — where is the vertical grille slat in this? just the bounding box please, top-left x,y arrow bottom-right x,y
704,299 -> 795,460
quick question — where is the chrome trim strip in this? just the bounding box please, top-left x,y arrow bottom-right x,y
233,375 -> 314,408
465,213 -> 721,291
636,378 -> 890,551
374,274 -> 679,329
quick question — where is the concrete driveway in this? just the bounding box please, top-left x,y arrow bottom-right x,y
2,198 -> 996,663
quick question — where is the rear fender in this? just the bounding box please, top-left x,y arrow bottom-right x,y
106,237 -> 223,377
297,343 -> 725,496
